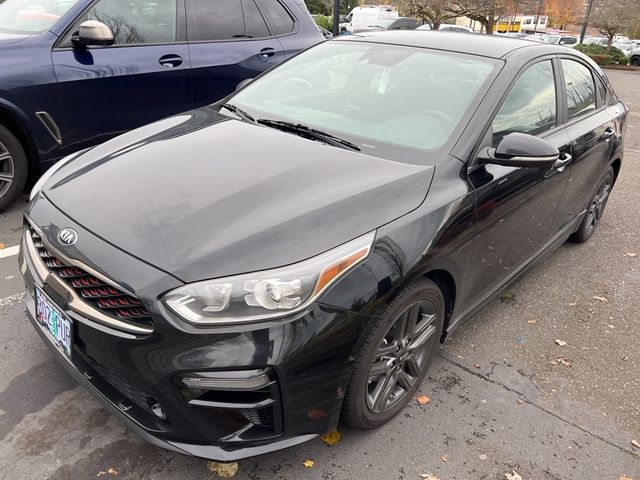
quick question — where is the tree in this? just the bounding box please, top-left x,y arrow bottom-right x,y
590,0 -> 639,51
401,0 -> 502,32
546,0 -> 582,30
451,0 -> 502,34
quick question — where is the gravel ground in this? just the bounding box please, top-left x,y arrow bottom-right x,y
0,69 -> 638,480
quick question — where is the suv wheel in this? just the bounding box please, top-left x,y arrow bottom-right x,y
631,56 -> 640,67
0,125 -> 28,212
341,278 -> 444,429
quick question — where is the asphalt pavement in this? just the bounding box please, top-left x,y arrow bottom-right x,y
0,70 -> 639,480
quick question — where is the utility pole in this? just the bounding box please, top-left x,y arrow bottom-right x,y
333,0 -> 340,36
580,0 -> 595,43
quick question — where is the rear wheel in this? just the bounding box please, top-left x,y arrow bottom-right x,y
630,56 -> 640,67
341,278 -> 444,429
0,125 -> 28,212
569,167 -> 614,243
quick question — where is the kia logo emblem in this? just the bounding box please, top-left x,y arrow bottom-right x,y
58,228 -> 78,246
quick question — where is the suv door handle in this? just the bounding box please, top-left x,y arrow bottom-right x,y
259,48 -> 277,59
603,127 -> 614,139
554,153 -> 572,170
159,54 -> 183,68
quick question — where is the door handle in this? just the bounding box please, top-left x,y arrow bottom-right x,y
259,47 -> 277,59
158,54 -> 183,68
554,153 -> 572,170
603,127 -> 614,140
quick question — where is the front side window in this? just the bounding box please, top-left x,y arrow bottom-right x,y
596,75 -> 607,108
492,60 -> 556,145
86,0 -> 177,44
231,41 -> 497,159
562,59 -> 596,119
0,0 -> 80,33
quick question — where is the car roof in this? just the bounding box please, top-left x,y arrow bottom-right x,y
336,30 -> 558,59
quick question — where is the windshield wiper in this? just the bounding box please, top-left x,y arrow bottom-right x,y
220,103 -> 256,123
257,119 -> 360,152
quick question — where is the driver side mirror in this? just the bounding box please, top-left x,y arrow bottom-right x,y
478,132 -> 559,168
72,20 -> 115,48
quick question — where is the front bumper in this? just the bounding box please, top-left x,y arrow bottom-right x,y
19,196 -> 375,461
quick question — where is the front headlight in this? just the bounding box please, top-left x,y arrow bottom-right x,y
163,231 -> 375,325
29,150 -> 86,201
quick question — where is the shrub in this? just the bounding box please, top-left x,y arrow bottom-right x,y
314,15 -> 333,31
575,43 -> 629,65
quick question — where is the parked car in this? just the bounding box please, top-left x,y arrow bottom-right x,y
0,0 -> 322,211
368,17 -> 422,31
21,32 -> 626,461
545,34 -> 578,46
341,4 -> 398,33
583,36 -> 634,56
416,24 -> 473,33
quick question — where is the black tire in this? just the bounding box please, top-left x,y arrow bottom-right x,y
569,166 -> 614,243
0,124 -> 28,212
630,56 -> 640,67
341,278 -> 444,429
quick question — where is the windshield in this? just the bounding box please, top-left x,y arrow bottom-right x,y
0,0 -> 78,33
231,41 -> 497,161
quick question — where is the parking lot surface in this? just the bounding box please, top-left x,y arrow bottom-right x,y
0,70 -> 639,480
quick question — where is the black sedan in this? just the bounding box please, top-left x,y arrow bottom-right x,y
19,32 -> 627,461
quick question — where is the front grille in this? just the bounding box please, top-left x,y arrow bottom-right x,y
30,228 -> 152,329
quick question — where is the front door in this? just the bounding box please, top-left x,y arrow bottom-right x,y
466,58 -> 572,306
52,0 -> 192,154
186,0 -> 286,108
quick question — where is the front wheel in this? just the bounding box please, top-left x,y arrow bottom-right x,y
0,125 -> 28,212
630,56 -> 640,67
341,278 -> 444,429
569,167 -> 614,243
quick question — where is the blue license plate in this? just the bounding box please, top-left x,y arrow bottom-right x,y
35,287 -> 72,358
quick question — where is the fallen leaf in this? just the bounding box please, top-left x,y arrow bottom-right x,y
303,460 -> 314,468
320,430 -> 341,446
418,474 -> 440,480
474,363 -> 481,369
619,476 -> 634,480
97,468 -> 118,477
479,454 -> 488,460
207,462 -> 239,478
632,439 -> 640,449
516,399 -> 524,405
527,319 -> 538,325
416,395 -> 430,405
555,339 -> 568,347
556,357 -> 573,367
440,454 -> 448,462
500,292 -> 516,302
568,295 -> 579,306
505,471 -> 522,480
593,295 -> 609,303
0,243 -> 5,250
624,252 -> 637,257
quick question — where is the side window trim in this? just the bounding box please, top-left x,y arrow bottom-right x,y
254,0 -> 298,38
557,55 -> 603,127
53,0 -> 186,49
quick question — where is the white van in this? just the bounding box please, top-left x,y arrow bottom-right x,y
341,5 -> 399,33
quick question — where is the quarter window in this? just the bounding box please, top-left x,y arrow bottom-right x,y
562,59 -> 596,119
254,0 -> 294,35
86,0 -> 177,44
491,60 -> 556,146
596,76 -> 607,108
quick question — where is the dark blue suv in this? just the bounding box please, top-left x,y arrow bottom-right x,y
0,0 -> 322,210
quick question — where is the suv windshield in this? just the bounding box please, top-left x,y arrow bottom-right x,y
231,41 -> 497,161
0,0 -> 79,33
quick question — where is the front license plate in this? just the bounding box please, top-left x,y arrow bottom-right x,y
35,287 -> 72,358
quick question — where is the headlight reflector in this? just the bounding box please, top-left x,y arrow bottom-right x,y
163,231 -> 375,325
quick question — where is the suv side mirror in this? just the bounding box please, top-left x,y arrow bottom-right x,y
72,20 -> 115,48
478,132 -> 559,168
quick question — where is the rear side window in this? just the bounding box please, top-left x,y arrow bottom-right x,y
491,60 -> 556,145
243,0 -> 270,38
254,0 -> 294,35
562,59 -> 596,119
87,0 -> 177,44
187,0 -> 244,40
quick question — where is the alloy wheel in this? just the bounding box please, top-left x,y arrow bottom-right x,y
366,300 -> 438,414
0,142 -> 14,199
584,173 -> 612,236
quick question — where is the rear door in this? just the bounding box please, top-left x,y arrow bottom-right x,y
466,58 -> 572,306
553,58 -> 618,230
186,0 -> 285,107
52,0 -> 192,154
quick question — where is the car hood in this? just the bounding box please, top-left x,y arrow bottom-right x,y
44,108 -> 434,283
0,32 -> 29,45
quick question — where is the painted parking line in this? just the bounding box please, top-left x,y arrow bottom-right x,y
0,245 -> 20,259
